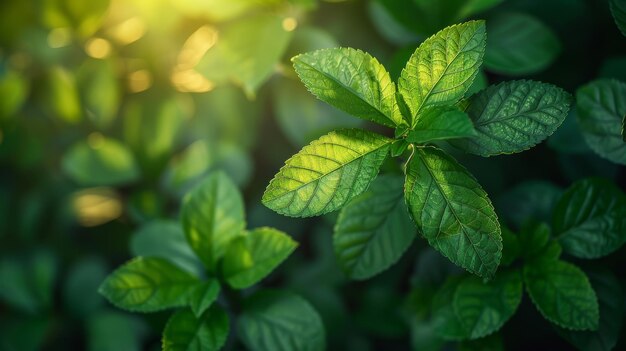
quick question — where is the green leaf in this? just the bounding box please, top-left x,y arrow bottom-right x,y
87,311 -> 146,351
292,47 -> 403,128
453,270 -> 523,339
399,20 -> 486,125
610,0 -> 626,37
484,13 -> 561,75
98,257 -> 200,313
162,306 -> 229,351
44,66 -> 81,124
405,146 -> 502,278
518,221 -> 550,259
189,280 -> 220,318
222,227 -> 298,289
130,220 -> 202,277
181,171 -> 246,271
406,106 -> 476,143
263,129 -> 391,217
523,259 -> 599,330
63,257 -> 107,317
77,59 -> 120,129
451,80 -> 571,156
62,136 -> 140,186
458,333 -> 504,351
333,175 -> 416,280
432,277 -> 468,340
553,178 -> 626,259
557,270 -> 624,351
495,181 -> 563,228
576,79 -> 626,165
500,226 -> 520,266
41,0 -> 109,37
0,69 -> 28,120
238,290 -> 326,351
196,14 -> 292,96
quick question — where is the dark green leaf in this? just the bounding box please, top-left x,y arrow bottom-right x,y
162,306 -> 229,351
406,106 -> 476,143
189,280 -> 220,318
485,12 -> 561,75
524,260 -> 599,330
63,257 -> 107,317
263,129 -> 391,217
222,227 -> 298,289
405,146 -> 502,278
181,171 -> 246,270
553,178 -> 626,259
458,333 -> 504,351
399,21 -> 486,125
292,47 -> 403,128
453,270 -> 523,339
610,0 -> 626,37
333,175 -> 416,280
576,79 -> 626,165
452,80 -> 571,156
87,310 -> 146,351
495,181 -> 563,229
238,290 -> 326,351
432,277 -> 468,340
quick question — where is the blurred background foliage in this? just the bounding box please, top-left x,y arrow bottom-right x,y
0,0 -> 625,350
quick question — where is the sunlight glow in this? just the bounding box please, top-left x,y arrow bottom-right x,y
108,17 -> 146,45
282,17 -> 298,32
47,28 -> 72,48
171,25 -> 218,93
85,38 -> 113,59
128,69 -> 152,92
72,187 -> 122,227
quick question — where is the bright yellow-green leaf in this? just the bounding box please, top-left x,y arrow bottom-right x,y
263,129 -> 392,217
293,47 -> 403,128
399,21 -> 486,125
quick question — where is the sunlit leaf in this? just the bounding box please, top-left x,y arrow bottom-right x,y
62,135 -> 140,186
406,106 -> 476,143
553,178 -> 626,259
399,21 -> 486,125
333,175 -> 416,280
238,290 -> 326,351
576,79 -> 626,165
484,13 -> 561,75
44,66 -> 81,124
453,270 -> 523,339
405,146 -> 502,278
263,129 -> 391,217
41,0 -> 110,37
162,306 -> 229,351
222,227 -> 298,289
451,80 -> 571,156
293,47 -> 403,128
181,171 -> 246,271
98,257 -> 200,313
524,259 -> 599,330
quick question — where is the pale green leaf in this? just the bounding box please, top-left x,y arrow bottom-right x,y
399,20 -> 486,125
98,257 -> 200,313
610,0 -> 626,37
77,59 -> 120,129
181,171 -> 246,270
262,129 -> 391,217
333,175 -> 416,280
558,270 -> 624,351
62,136 -> 140,186
162,306 -> 229,351
222,227 -> 298,289
196,14 -> 292,96
292,47 -> 403,128
44,66 -> 81,124
130,220 -> 202,276
523,260 -> 599,330
189,280 -> 220,318
406,106 -> 476,143
451,80 -> 571,156
576,79 -> 626,165
553,178 -> 626,259
405,147 -> 502,278
484,13 -> 561,75
238,290 -> 326,351
453,270 -> 523,339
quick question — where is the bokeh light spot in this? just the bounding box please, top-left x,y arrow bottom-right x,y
85,38 -> 112,59
128,69 -> 152,93
47,28 -> 72,48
